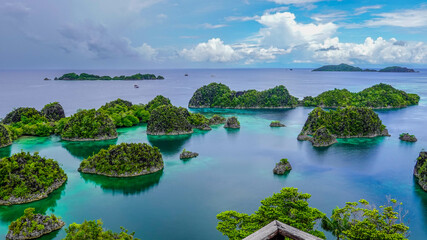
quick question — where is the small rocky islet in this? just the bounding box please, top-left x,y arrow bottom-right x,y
180,149 -> 199,159
0,152 -> 67,206
78,143 -> 164,177
224,116 -> 240,129
270,121 -> 285,127
273,159 -> 292,175
414,151 -> 427,191
399,133 -> 417,142
6,208 -> 65,240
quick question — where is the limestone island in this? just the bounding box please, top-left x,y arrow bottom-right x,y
298,107 -> 390,147
0,123 -> 12,148
188,83 -> 298,109
0,152 -> 67,205
273,158 -> 292,175
41,102 -> 65,121
303,83 -> 419,109
78,143 -> 163,177
6,208 -> 65,240
60,109 -> 118,141
63,219 -> 139,239
224,116 -> 240,129
98,98 -> 150,128
55,72 -> 164,80
414,151 -> 427,191
147,105 -> 194,135
208,115 -> 226,125
180,149 -> 199,159
270,120 -> 285,127
188,113 -> 212,131
399,133 -> 417,142
312,63 -> 416,72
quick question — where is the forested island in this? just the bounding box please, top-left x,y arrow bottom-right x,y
303,83 -> 419,108
54,73 -> 164,80
0,152 -> 67,205
0,123 -> 12,148
63,220 -> 139,239
298,107 -> 389,146
414,151 -> 427,191
6,208 -> 65,240
78,143 -> 164,177
188,83 -> 299,109
312,63 -> 416,72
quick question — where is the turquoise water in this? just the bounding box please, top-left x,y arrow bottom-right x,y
0,69 -> 426,239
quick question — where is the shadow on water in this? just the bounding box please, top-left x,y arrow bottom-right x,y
0,145 -> 11,158
147,134 -> 192,156
0,183 -> 66,223
80,170 -> 164,196
191,108 -> 295,119
37,229 -> 60,240
61,138 -> 118,159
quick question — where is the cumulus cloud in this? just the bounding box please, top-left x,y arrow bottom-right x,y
256,12 -> 338,48
59,22 -> 157,60
309,37 -> 427,64
363,8 -> 427,27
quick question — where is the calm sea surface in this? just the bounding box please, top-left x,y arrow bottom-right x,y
0,69 -> 426,239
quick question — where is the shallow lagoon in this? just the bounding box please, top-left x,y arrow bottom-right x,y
0,69 -> 426,239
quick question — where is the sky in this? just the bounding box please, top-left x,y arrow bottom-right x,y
0,0 -> 426,69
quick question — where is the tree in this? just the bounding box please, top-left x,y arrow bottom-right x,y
216,187 -> 326,240
64,219 -> 139,240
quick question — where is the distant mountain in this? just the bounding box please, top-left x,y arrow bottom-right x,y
313,63 -> 416,72
379,66 -> 416,72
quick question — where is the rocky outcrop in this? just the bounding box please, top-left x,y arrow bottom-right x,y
2,107 -> 42,124
79,143 -> 164,177
208,115 -> 226,125
180,150 -> 199,159
270,121 -> 285,127
224,117 -> 240,129
195,123 -> 212,131
414,151 -> 427,191
6,209 -> 65,240
41,102 -> 65,121
0,123 -> 12,148
399,133 -> 417,142
310,127 -> 337,147
147,105 -> 193,135
273,159 -> 292,175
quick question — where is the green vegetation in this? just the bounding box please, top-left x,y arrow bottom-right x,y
0,152 -> 67,205
64,219 -> 139,240
41,102 -> 65,121
270,120 -> 285,127
145,95 -> 172,112
216,187 -> 325,239
311,126 -> 337,147
313,63 -> 364,72
322,199 -> 409,240
98,99 -> 149,128
147,105 -> 193,135
0,124 -> 12,148
1,107 -> 54,137
399,133 -> 417,142
303,84 -> 420,108
379,66 -> 415,72
414,151 -> 427,191
79,143 -> 163,177
55,72 -> 164,80
60,109 -> 118,141
208,114 -> 226,125
7,208 -> 64,239
187,113 -> 210,130
300,107 -> 388,138
280,158 -> 288,164
189,83 -> 298,108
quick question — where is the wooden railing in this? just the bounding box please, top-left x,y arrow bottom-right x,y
243,220 -> 323,240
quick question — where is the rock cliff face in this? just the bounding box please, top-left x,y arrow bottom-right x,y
414,151 -> 427,191
310,127 -> 337,147
273,159 -> 292,175
399,133 -> 417,142
61,109 -> 118,141
6,208 -> 65,240
0,123 -> 12,148
180,150 -> 199,159
78,143 -> 164,177
41,102 -> 65,121
147,105 -> 193,135
224,117 -> 240,129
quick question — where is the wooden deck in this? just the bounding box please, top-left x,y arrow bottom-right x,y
243,220 -> 323,240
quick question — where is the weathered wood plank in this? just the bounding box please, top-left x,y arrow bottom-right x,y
243,220 -> 323,240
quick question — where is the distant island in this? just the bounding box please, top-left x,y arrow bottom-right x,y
189,83 -> 299,109
54,73 -> 165,80
312,63 -> 416,72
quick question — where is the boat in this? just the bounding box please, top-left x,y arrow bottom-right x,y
184,73 -> 188,76
134,85 -> 139,88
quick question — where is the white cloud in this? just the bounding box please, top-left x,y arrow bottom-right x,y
309,37 -> 427,64
268,0 -> 324,4
364,8 -> 427,27
354,5 -> 382,15
201,23 -> 228,29
256,12 -> 338,48
225,15 -> 259,22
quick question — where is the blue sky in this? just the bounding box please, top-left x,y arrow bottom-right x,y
0,0 -> 426,69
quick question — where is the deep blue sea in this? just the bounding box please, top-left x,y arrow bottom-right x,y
0,69 -> 426,239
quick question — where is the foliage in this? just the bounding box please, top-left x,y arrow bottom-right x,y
145,95 -> 172,113
303,84 -> 420,108
98,99 -> 149,127
189,83 -> 299,108
379,66 -> 415,72
60,109 -> 117,140
0,152 -> 67,201
147,105 -> 193,135
414,151 -> 427,191
216,187 -> 326,240
64,219 -> 139,240
312,63 -> 363,72
8,208 -> 61,236
79,143 -> 163,176
0,123 -> 12,147
187,113 -> 209,128
41,102 -> 66,121
300,107 -> 387,138
322,198 -> 409,240
280,158 -> 288,164
2,107 -> 55,137
56,72 -> 164,80
208,114 -> 226,125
